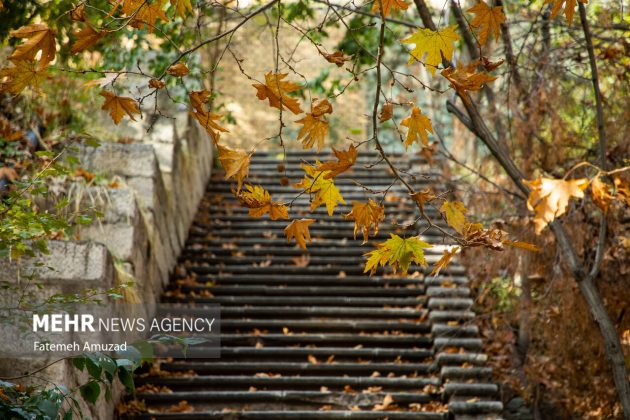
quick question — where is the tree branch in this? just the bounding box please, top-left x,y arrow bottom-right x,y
159,0 -> 280,80
313,0 -> 417,28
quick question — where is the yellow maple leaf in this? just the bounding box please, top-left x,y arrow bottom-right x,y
253,72 -> 303,115
71,25 -> 107,54
430,246 -> 459,276
99,90 -> 141,125
441,61 -> 497,104
440,200 -> 468,234
503,240 -> 541,252
0,60 -> 47,95
284,219 -> 315,250
130,0 -> 169,32
401,25 -> 459,75
316,144 -> 357,179
545,0 -> 587,25
9,23 -> 57,69
217,144 -> 252,191
591,176 -> 612,213
108,0 -> 138,16
296,99 -> 333,152
371,0 -> 408,17
523,177 -> 588,233
364,234 -> 431,275
400,106 -> 433,148
468,1 -> 505,45
345,199 -> 385,243
293,163 -> 345,216
189,90 -> 228,143
170,0 -> 193,18
237,184 -> 288,220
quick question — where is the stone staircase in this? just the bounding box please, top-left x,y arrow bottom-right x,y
129,150 -> 503,419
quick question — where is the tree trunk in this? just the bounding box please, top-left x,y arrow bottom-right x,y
576,275 -> 630,418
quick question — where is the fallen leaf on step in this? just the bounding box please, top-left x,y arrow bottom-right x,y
373,394 -> 394,411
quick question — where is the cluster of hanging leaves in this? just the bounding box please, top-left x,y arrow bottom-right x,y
524,173 -> 630,234
3,0 -> 623,278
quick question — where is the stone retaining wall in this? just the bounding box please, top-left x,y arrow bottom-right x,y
0,116 -> 213,418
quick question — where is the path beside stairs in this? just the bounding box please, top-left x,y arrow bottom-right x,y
130,150 -> 504,419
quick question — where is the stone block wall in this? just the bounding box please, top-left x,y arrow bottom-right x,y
0,116 -> 213,418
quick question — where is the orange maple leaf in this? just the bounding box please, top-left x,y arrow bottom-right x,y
130,0 -> 169,31
170,0 -> 193,18
430,247 -> 459,276
468,1 -> 505,45
9,23 -> 57,69
317,144 -> 357,179
409,188 -> 435,212
190,89 -> 211,112
371,0 -> 408,17
99,90 -> 141,124
167,63 -> 189,77
216,143 -> 252,191
345,199 -> 385,243
149,79 -> 165,89
379,102 -> 394,123
237,184 -> 288,220
189,90 -> 228,143
284,219 -> 315,250
401,106 -> 433,149
441,61 -> 497,104
322,51 -> 352,67
71,4 -> 85,21
545,0 -> 588,24
71,25 -> 107,54
108,0 -> 139,16
253,72 -> 303,115
193,112 -> 229,143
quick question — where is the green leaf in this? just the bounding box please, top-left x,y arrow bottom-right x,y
117,367 -> 135,392
96,354 -> 117,377
79,381 -> 100,404
364,234 -> 431,275
72,356 -> 86,372
84,355 -> 102,379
